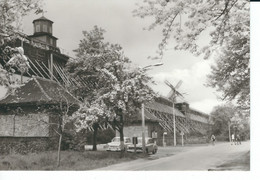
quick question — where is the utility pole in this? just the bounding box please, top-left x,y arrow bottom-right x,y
141,103 -> 146,154
141,62 -> 163,153
165,80 -> 183,147
228,121 -> 231,143
172,95 -> 176,146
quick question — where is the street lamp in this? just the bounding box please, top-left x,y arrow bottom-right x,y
142,62 -> 164,70
141,62 -> 163,154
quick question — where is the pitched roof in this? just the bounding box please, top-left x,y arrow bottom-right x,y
132,108 -> 161,123
129,98 -> 186,123
146,101 -> 185,118
0,77 -> 79,107
33,16 -> 53,23
188,107 -> 210,124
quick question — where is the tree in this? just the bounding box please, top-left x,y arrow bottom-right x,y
66,26 -> 123,102
34,87 -> 79,167
74,58 -> 156,155
0,0 -> 42,44
95,58 -> 156,154
210,103 -> 236,137
207,35 -> 250,110
133,0 -> 250,108
67,26 -> 156,154
73,101 -> 112,151
66,26 -> 124,150
210,102 -> 250,141
0,0 -> 42,87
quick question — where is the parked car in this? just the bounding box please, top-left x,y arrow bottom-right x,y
106,137 -> 132,151
127,137 -> 158,154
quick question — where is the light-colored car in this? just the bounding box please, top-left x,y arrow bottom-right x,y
127,137 -> 158,154
106,137 -> 132,151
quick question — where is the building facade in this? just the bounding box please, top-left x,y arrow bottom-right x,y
0,16 -> 79,154
122,97 -> 212,146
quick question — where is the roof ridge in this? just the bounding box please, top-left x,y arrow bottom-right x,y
56,82 -> 80,104
36,76 -> 80,104
33,77 -> 52,101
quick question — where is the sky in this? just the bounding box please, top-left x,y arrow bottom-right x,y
0,0 -> 225,114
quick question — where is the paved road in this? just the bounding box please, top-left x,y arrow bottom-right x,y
96,141 -> 250,171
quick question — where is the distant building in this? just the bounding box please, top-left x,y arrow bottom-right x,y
122,96 -> 212,146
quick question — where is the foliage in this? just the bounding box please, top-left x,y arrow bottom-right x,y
133,0 -> 249,58
133,0 -> 250,108
0,0 -> 42,87
210,103 -> 236,136
62,125 -> 88,151
85,128 -> 115,145
210,103 -> 249,139
66,26 -> 123,102
71,57 -> 157,131
0,0 -> 43,48
207,36 -> 250,110
0,0 -> 42,35
67,26 -> 157,152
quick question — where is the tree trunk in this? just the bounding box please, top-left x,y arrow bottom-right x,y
57,134 -> 62,167
57,115 -> 63,167
119,127 -> 125,157
92,123 -> 98,151
119,111 -> 125,157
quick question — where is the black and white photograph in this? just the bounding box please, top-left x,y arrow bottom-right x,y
0,0 -> 255,178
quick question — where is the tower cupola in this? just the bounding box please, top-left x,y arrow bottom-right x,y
29,16 -> 58,47
33,16 -> 53,35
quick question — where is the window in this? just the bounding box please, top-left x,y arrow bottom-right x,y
43,24 -> 47,32
49,26 -> 52,33
50,38 -> 53,45
36,25 -> 40,32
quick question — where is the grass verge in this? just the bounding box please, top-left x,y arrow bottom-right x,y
0,150 -> 148,170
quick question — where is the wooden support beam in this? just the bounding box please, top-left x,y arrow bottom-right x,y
34,59 -> 51,79
50,53 -> 53,80
53,63 -> 69,85
27,57 -> 45,78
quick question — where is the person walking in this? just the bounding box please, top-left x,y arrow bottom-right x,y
231,133 -> 235,145
211,134 -> 216,146
236,134 -> 241,145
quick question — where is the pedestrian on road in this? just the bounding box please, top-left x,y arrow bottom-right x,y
236,134 -> 241,145
231,133 -> 235,145
211,134 -> 216,146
